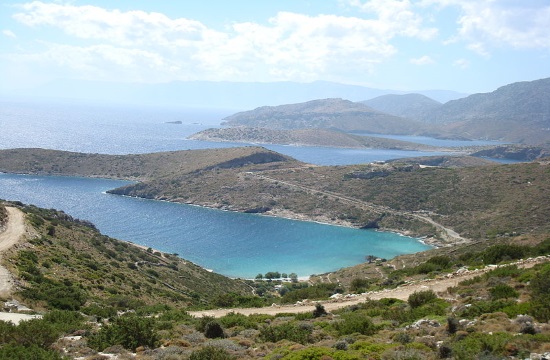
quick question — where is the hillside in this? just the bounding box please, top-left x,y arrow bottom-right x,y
422,77 -> 550,144
221,98 -> 435,135
0,147 -> 298,181
0,202 -> 251,311
1,148 -> 548,244
361,93 -> 442,120
1,201 -> 549,360
189,127 -> 443,151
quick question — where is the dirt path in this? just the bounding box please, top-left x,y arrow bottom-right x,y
0,206 -> 40,324
189,256 -> 549,318
0,207 -> 26,296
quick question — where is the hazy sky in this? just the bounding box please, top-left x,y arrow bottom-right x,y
1,0 -> 549,94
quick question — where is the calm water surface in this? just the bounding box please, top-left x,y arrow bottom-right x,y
0,173 -> 431,278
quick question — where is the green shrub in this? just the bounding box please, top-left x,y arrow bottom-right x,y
0,344 -> 64,360
333,313 -> 377,336
189,346 -> 236,360
281,346 -> 361,360
0,319 -> 56,349
490,284 -> 519,300
42,310 -> 86,334
81,304 -> 117,320
529,264 -> 550,322
259,322 -> 313,344
350,278 -> 371,292
451,332 -> 513,360
280,283 -> 341,304
349,342 -> 396,357
313,303 -> 327,318
408,290 -> 437,308
219,312 -> 257,329
87,314 -> 159,351
204,321 -> 225,339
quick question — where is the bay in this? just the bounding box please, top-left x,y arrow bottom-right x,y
0,173 -> 431,278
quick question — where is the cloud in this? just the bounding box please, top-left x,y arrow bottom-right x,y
8,1 -> 441,83
2,29 -> 17,39
425,0 -> 550,53
453,58 -> 470,69
344,0 -> 438,40
410,55 -> 435,65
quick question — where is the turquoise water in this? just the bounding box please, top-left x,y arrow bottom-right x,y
0,173 -> 431,278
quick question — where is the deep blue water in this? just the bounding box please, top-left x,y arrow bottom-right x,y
0,100 -> 456,165
0,173 -> 430,278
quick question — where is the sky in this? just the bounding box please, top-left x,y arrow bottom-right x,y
1,0 -> 549,95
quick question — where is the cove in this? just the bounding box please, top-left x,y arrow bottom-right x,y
0,173 -> 431,278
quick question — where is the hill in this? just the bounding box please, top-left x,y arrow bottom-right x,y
361,93 -> 442,120
1,148 -> 548,244
0,147 -> 298,181
188,127 -> 443,151
422,77 -> 550,144
221,98 -> 435,135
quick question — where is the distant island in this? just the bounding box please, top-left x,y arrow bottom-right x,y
188,127 -> 447,151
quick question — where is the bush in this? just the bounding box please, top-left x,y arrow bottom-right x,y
447,317 -> 459,334
451,332 -> 513,360
204,321 -> 225,339
313,303 -> 327,318
350,278 -> 371,292
282,346 -> 361,360
529,264 -> 550,322
1,318 -> 61,349
408,290 -> 437,309
0,344 -> 64,360
87,314 -> 159,351
219,312 -> 257,329
190,346 -> 236,360
333,313 -> 377,336
42,310 -> 86,334
259,322 -> 312,344
490,284 -> 519,300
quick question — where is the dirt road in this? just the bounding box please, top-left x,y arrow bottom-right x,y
189,256 -> 549,318
0,207 -> 25,296
0,206 -> 41,324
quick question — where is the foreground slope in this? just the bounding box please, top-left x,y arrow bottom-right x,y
0,201 -> 251,311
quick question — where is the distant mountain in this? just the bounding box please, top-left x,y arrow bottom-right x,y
19,79 -> 467,109
221,98 -> 434,135
362,93 -> 442,120
421,77 -> 550,144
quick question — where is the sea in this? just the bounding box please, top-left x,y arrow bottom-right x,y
0,99 -> 506,278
